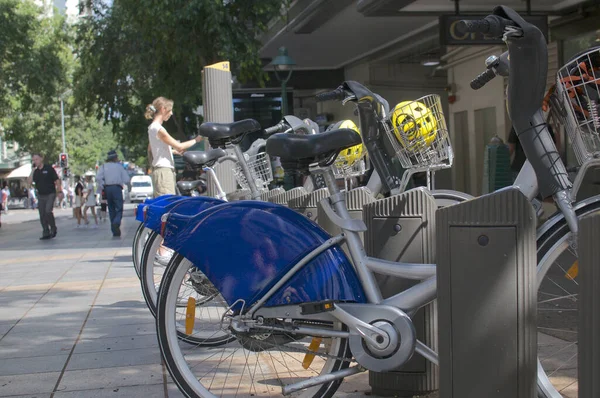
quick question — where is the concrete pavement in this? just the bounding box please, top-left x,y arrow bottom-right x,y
0,206 -> 573,397
0,207 -> 392,398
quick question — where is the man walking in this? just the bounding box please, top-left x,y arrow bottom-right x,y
96,150 -> 130,237
28,153 -> 61,240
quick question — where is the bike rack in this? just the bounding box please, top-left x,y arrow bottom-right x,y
287,188 -> 330,221
268,186 -> 307,207
436,187 -> 537,397
578,211 -> 600,398
364,187 -> 438,396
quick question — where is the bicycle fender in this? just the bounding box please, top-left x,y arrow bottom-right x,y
144,196 -> 221,233
134,194 -> 177,222
166,201 -> 366,308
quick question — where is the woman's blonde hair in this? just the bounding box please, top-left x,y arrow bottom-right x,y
144,97 -> 174,120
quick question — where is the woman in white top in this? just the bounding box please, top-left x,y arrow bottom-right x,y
144,97 -> 203,198
83,174 -> 98,228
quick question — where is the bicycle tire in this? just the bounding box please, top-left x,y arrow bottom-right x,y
156,252 -> 352,398
535,199 -> 600,398
132,223 -> 149,278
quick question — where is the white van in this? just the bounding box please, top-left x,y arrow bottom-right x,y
129,175 -> 153,203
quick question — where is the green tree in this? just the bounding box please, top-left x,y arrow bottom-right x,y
0,0 -> 69,118
5,98 -> 120,175
74,0 -> 287,160
1,0 -> 121,173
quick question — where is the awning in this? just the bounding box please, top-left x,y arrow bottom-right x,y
6,163 -> 32,179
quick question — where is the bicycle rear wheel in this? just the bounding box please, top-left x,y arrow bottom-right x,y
132,224 -> 151,278
156,253 -> 353,398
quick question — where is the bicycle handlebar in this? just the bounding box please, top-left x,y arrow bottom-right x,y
457,15 -> 518,37
264,122 -> 287,135
470,68 -> 497,90
315,87 -> 347,102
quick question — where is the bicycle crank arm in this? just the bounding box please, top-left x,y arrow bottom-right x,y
328,305 -> 391,349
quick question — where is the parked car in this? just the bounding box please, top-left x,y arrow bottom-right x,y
128,175 -> 153,203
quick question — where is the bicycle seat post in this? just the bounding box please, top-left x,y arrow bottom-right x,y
231,143 -> 261,200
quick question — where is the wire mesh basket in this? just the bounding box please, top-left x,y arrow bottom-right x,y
554,47 -> 600,165
381,94 -> 453,170
332,153 -> 367,179
232,151 -> 273,191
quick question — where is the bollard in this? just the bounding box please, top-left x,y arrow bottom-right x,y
268,187 -> 307,207
578,211 -> 600,398
437,187 -> 536,398
363,187 -> 438,397
202,61 -> 237,195
287,188 -> 329,221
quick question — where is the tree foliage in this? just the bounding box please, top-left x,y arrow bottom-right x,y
0,0 -> 120,173
74,0 -> 287,160
0,0 -> 69,118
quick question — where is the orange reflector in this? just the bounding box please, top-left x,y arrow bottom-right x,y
302,337 -> 322,369
134,206 -> 138,218
160,221 -> 166,237
185,297 -> 196,335
565,261 -> 579,280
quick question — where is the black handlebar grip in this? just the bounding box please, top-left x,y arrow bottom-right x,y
470,68 -> 497,90
458,16 -> 517,38
315,88 -> 345,102
264,123 -> 283,135
457,19 -> 490,34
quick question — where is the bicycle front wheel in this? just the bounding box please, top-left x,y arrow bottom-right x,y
535,199 -> 600,398
156,253 -> 353,398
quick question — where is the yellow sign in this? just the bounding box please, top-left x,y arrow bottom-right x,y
205,61 -> 230,71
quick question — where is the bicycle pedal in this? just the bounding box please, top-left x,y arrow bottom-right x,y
300,300 -> 337,315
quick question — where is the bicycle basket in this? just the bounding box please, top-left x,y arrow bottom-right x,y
554,46 -> 600,164
232,151 -> 274,190
382,94 -> 453,170
328,119 -> 368,179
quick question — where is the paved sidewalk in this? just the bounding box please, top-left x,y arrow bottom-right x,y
0,208 -> 404,398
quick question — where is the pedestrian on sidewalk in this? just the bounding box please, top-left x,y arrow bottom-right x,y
73,176 -> 84,228
82,173 -> 99,228
96,150 -> 130,237
27,153 -> 61,240
1,185 -> 9,215
28,186 -> 37,210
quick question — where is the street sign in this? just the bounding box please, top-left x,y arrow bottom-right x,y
439,15 -> 548,45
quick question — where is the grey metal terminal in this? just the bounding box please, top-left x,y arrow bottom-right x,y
268,186 -> 307,207
288,188 -> 330,221
364,187 -> 438,397
201,64 -> 238,195
578,211 -> 600,398
260,187 -> 285,201
436,187 -> 537,398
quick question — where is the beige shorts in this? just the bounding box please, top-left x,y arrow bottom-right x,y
152,167 -> 176,197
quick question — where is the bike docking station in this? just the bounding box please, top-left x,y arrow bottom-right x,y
260,187 -> 284,201
578,211 -> 600,398
287,187 -> 329,222
436,187 -> 537,398
363,187 -> 439,397
202,60 -> 238,196
268,186 -> 307,207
